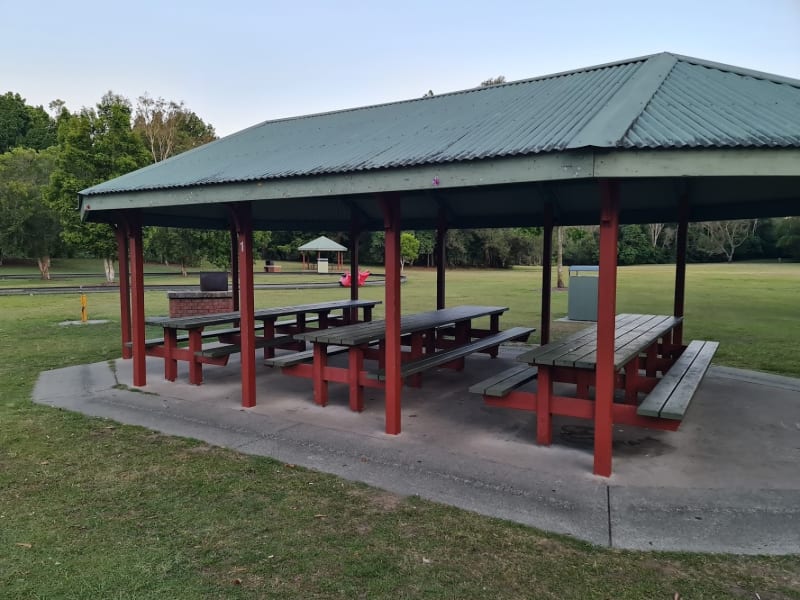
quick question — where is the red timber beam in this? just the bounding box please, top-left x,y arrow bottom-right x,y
126,211 -> 147,387
673,193 -> 689,347
435,206 -> 448,310
594,180 -> 620,477
540,203 -> 554,345
115,217 -> 132,360
381,193 -> 402,434
229,202 -> 256,407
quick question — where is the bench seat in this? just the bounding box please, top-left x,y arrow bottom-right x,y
264,345 -> 349,368
637,340 -> 718,420
370,326 -> 535,381
469,364 -> 539,397
196,335 -> 293,359
136,315 -> 321,349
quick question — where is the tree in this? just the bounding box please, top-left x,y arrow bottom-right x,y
46,92 -> 150,281
0,147 -> 60,277
144,227 -> 206,276
400,232 -> 420,273
480,76 -> 507,87
133,94 -> 216,162
776,217 -> 800,259
202,230 -> 272,270
556,226 -> 565,288
415,230 -> 435,267
647,223 -> 665,248
0,92 -> 56,153
693,220 -> 755,262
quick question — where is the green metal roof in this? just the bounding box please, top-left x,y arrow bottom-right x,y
78,52 -> 800,230
297,236 -> 347,252
81,52 -> 800,197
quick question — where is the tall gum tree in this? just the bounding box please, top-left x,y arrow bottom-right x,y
134,94 -> 217,270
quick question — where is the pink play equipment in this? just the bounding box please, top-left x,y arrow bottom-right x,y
339,270 -> 370,287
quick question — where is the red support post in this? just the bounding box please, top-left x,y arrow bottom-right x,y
115,220 -> 132,359
350,214 -> 360,305
541,203 -> 554,345
230,225 -> 240,312
673,194 -> 689,348
594,180 -> 621,477
436,208 -> 447,310
381,194 -> 402,435
127,213 -> 147,387
230,203 -> 256,408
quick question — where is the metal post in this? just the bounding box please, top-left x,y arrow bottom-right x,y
230,203 -> 256,407
541,204 -> 554,345
381,194 -> 402,434
673,194 -> 689,347
594,180 -> 620,477
436,208 -> 447,310
127,213 -> 146,387
350,215 -> 360,304
230,224 -> 239,312
115,220 -> 132,359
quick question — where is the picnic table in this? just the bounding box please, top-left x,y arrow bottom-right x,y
143,299 -> 380,385
471,314 -> 717,446
269,305 -> 534,414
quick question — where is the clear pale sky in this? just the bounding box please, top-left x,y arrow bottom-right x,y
2,0 -> 799,137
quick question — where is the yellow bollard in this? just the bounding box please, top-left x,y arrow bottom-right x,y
80,293 -> 88,323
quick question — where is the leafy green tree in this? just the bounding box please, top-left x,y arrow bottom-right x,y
619,225 -> 658,265
202,230 -> 272,270
0,147 -> 60,277
415,230 -> 435,267
46,92 -> 150,281
400,232 -> 420,273
0,92 -> 56,152
144,227 -> 206,276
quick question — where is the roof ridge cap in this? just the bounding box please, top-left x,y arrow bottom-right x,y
567,53 -> 678,149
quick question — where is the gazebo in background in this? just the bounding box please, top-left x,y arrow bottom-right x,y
298,236 -> 347,272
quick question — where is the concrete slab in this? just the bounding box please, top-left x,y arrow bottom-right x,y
32,347 -> 800,555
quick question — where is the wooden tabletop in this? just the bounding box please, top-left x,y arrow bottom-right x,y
294,305 -> 509,346
517,314 -> 682,369
145,299 -> 381,330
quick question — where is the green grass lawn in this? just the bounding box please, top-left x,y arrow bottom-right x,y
1,263 -> 799,598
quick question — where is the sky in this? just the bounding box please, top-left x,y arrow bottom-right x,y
2,0 -> 799,138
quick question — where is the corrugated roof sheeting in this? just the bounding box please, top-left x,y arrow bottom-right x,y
625,60 -> 800,148
82,60 -> 645,195
81,53 -> 800,197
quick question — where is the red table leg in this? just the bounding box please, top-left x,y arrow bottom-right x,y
163,328 -> 178,381
408,332 -> 424,387
624,358 -> 639,404
536,366 -> 553,445
188,329 -> 203,385
264,318 -> 276,359
313,343 -> 329,406
348,347 -> 364,411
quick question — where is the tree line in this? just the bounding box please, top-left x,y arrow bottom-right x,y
1,90 -> 799,280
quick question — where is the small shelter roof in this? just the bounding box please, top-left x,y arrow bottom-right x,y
297,236 -> 347,252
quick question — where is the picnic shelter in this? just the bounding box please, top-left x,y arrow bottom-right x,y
77,52 -> 800,475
